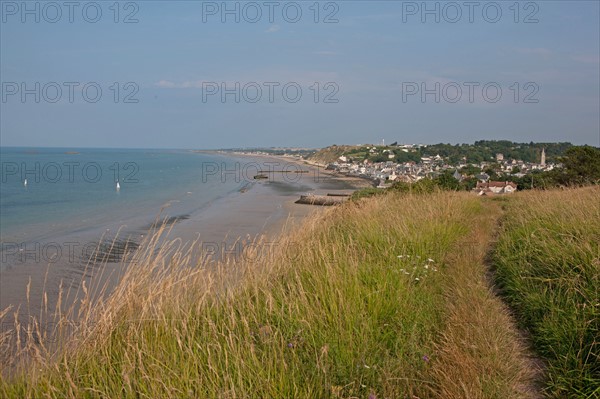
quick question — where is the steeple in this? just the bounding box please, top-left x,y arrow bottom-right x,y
540,148 -> 546,166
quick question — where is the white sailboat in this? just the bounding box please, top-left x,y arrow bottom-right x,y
23,178 -> 27,187
116,181 -> 121,191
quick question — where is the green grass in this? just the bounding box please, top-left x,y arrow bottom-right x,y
349,187 -> 384,200
492,187 -> 600,398
1,193 -> 465,397
1,190 -> 567,398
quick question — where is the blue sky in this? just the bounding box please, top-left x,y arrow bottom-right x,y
1,1 -> 599,148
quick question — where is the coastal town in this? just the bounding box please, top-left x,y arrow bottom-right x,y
321,146 -> 552,193
229,141 -> 561,195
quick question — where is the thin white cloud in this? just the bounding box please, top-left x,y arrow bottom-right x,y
265,25 -> 280,33
516,47 -> 552,57
154,70 -> 340,89
571,54 -> 600,64
156,80 -> 178,88
155,80 -> 207,89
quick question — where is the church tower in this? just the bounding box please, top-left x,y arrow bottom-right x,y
540,148 -> 546,166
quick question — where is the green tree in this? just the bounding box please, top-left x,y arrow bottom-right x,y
370,154 -> 389,163
484,168 -> 499,180
434,171 -> 461,190
557,146 -> 600,185
460,177 -> 478,191
461,165 -> 481,176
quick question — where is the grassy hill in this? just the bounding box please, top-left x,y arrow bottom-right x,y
305,145 -> 360,165
317,141 -> 576,165
1,187 -> 598,398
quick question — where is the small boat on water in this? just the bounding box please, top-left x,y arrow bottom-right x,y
23,179 -> 27,187
116,181 -> 121,190
253,174 -> 268,180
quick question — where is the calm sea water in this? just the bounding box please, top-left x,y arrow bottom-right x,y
0,147 -> 247,254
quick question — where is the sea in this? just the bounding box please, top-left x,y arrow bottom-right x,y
0,146 -> 353,317
0,147 -> 254,272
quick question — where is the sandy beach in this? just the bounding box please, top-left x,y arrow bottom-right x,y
0,153 -> 369,327
162,152 -> 371,262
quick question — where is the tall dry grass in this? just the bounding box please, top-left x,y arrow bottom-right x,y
0,190 -> 543,398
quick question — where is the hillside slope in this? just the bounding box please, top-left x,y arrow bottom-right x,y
305,145 -> 359,165
2,188 -> 598,397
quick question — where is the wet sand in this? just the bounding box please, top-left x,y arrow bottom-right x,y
163,153 -> 369,262
0,154 -> 368,327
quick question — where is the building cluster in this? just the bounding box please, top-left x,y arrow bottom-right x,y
321,147 -> 554,194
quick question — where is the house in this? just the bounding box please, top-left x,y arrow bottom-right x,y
476,173 -> 490,182
474,181 -> 517,195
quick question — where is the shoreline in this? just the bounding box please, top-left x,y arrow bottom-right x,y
161,151 -> 368,263
0,152 -> 366,327
220,150 -> 376,190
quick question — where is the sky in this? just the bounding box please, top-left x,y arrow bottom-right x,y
1,0 -> 599,149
